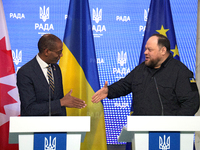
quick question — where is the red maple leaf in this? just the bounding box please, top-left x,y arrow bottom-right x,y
0,83 -> 16,114
0,37 -> 17,114
0,37 -> 15,78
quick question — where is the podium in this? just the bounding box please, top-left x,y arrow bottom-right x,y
118,116 -> 200,150
9,116 -> 90,150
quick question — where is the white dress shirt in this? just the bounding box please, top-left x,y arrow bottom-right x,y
36,54 -> 54,84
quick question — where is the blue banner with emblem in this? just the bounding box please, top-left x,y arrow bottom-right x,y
149,132 -> 180,150
34,133 -> 67,150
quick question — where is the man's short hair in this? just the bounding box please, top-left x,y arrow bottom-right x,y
151,34 -> 171,52
38,34 -> 62,53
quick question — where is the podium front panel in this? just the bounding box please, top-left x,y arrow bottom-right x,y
118,116 -> 200,150
9,116 -> 90,150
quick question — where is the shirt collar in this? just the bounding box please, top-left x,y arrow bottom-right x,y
161,53 -> 173,68
36,54 -> 49,69
147,53 -> 173,76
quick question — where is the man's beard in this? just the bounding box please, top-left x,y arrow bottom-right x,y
145,58 -> 159,68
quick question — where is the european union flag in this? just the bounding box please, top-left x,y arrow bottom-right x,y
126,0 -> 179,149
140,0 -> 180,63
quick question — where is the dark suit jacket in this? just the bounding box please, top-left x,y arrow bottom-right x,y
17,56 -> 66,116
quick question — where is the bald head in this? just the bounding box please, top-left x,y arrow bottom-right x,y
38,34 -> 62,53
37,34 -> 63,64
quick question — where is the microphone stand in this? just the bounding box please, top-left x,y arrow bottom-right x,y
49,83 -> 51,116
153,77 -> 164,116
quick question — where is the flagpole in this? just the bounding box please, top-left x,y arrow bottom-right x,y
195,0 -> 200,149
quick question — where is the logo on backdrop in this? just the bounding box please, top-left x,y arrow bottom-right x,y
45,136 -> 56,150
97,58 -> 104,64
35,6 -> 54,35
113,51 -> 130,79
10,13 -> 25,19
159,135 -> 170,150
40,6 -> 49,22
116,16 -> 130,22
114,102 -> 129,108
93,8 -> 102,23
117,51 -> 127,66
92,8 -> 106,38
139,8 -> 149,36
144,8 -> 149,21
12,49 -> 22,65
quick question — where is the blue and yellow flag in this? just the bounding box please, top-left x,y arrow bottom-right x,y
59,0 -> 107,150
126,0 -> 179,149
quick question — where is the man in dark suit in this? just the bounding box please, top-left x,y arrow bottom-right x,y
17,34 -> 86,116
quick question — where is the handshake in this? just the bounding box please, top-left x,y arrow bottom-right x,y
61,81 -> 108,109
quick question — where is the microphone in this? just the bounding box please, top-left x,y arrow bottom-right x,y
153,77 -> 164,115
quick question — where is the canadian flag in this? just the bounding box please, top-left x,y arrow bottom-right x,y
0,0 -> 20,150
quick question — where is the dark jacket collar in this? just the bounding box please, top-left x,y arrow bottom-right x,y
161,53 -> 173,68
147,53 -> 173,76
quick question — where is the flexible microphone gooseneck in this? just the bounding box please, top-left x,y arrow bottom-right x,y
153,77 -> 164,116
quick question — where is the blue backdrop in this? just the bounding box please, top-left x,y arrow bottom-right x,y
2,0 -> 197,144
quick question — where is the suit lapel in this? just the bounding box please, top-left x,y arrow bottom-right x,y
32,57 -> 49,93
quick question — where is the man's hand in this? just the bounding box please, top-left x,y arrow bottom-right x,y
60,89 -> 86,109
92,81 -> 108,103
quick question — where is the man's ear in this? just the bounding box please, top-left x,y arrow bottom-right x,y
161,46 -> 167,55
44,48 -> 49,57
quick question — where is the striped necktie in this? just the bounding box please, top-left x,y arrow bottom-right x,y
47,64 -> 55,94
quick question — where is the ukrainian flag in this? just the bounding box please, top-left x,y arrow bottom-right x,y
59,0 -> 107,149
